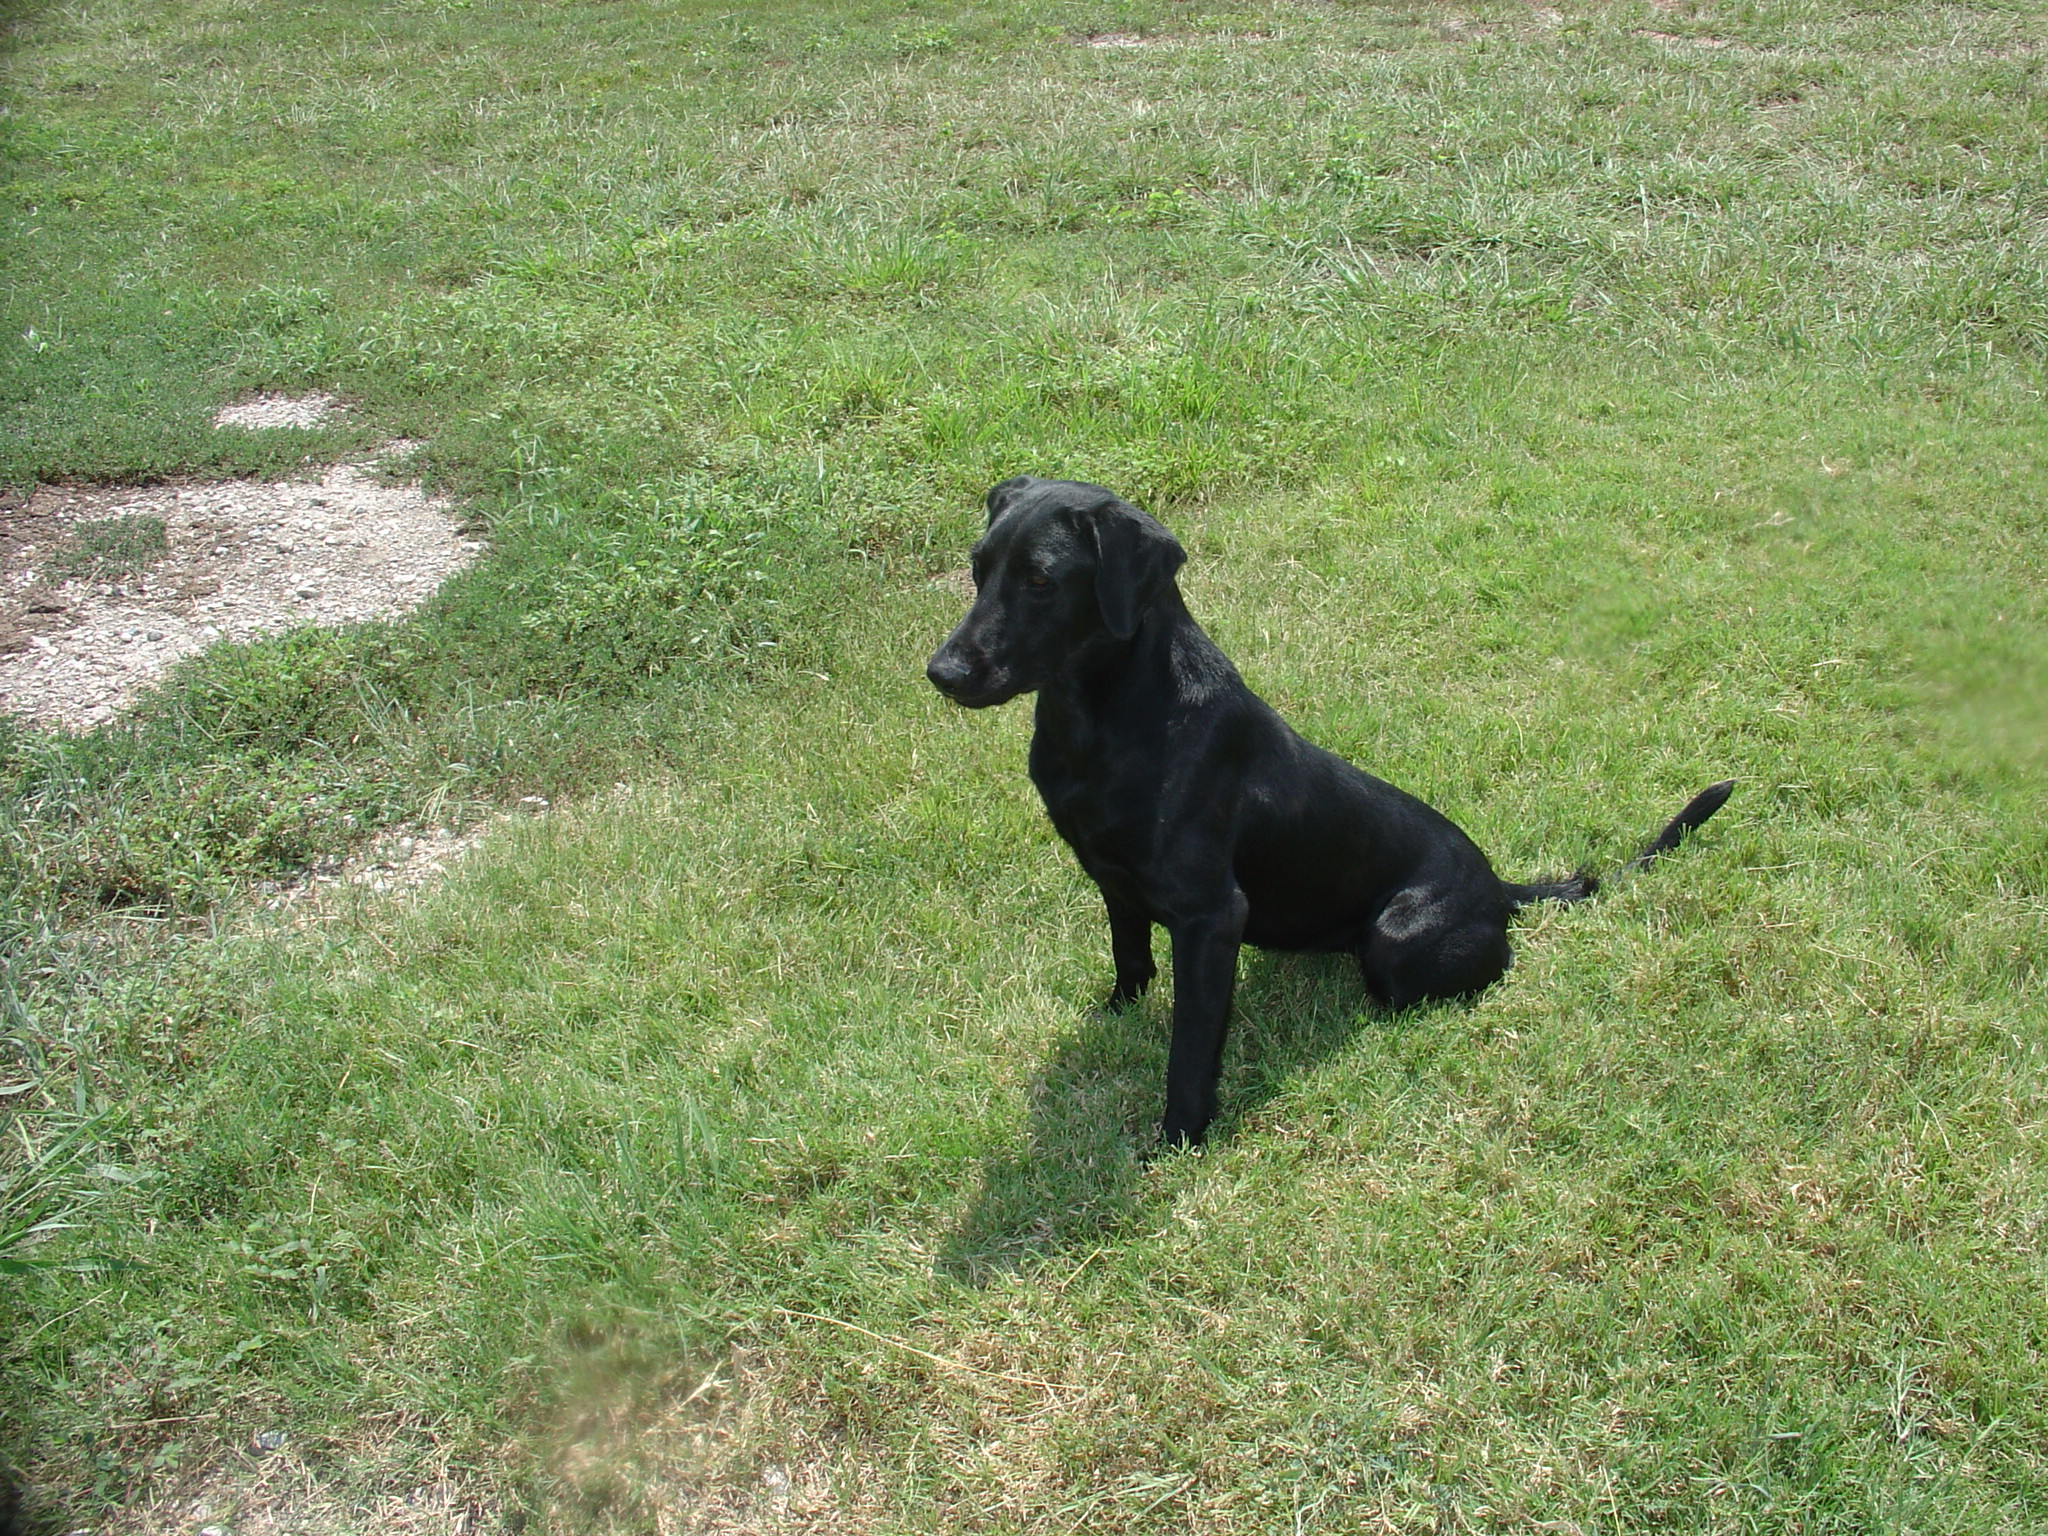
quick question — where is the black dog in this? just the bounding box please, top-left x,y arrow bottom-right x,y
927,476 -> 1732,1149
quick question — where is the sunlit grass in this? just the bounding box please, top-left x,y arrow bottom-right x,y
3,0 -> 2045,1530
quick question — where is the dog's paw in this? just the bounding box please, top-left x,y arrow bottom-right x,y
1104,969 -> 1155,1011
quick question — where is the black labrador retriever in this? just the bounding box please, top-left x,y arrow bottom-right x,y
927,476 -> 1732,1149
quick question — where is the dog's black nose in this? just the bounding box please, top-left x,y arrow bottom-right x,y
926,648 -> 973,696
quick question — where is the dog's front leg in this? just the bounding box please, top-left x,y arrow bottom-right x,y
1159,889 -> 1249,1149
1103,892 -> 1156,1009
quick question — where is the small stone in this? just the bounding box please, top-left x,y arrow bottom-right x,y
253,1428 -> 287,1452
295,585 -> 318,599
144,629 -> 164,642
516,795 -> 550,814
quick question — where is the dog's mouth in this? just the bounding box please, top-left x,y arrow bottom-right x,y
932,676 -> 1022,709
926,650 -> 1021,708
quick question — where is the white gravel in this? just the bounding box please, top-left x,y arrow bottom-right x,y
260,820 -> 493,912
0,444 -> 476,732
213,391 -> 349,429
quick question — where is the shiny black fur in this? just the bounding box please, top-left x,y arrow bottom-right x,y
928,476 -> 1732,1148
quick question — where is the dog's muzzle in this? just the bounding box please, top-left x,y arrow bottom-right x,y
926,647 -> 983,700
926,645 -> 1014,707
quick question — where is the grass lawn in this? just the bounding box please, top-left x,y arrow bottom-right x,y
4,0 -> 2047,1530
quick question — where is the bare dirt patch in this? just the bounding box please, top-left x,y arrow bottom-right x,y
98,1457 -> 497,1536
0,442 -> 477,732
1633,28 -> 1744,50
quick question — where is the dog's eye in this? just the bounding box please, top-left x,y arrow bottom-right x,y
1028,572 -> 1051,589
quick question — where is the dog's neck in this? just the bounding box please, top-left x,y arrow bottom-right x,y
1035,587 -> 1239,728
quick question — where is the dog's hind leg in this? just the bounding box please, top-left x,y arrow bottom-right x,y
1358,890 -> 1513,1012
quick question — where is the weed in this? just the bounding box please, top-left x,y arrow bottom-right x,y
0,1090 -> 107,1277
39,516 -> 168,585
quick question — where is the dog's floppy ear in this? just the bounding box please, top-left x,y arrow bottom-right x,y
984,476 -> 1037,526
1087,496 -> 1186,641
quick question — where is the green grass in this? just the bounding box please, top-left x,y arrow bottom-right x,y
3,0 -> 2047,1530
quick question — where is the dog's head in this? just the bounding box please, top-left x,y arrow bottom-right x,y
926,476 -> 1186,708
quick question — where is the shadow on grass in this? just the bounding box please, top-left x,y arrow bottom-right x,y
938,949 -> 1392,1284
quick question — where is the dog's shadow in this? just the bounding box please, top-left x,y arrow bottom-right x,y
938,951 -> 1395,1284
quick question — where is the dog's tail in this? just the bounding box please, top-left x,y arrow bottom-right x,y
1505,780 -> 1734,910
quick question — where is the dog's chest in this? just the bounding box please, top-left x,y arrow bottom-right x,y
1027,729 -> 1168,863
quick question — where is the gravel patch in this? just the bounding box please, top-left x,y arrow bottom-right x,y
213,391 -> 348,429
262,821 -> 496,910
1075,29 -> 1271,48
258,800 -> 553,914
0,445 -> 476,732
